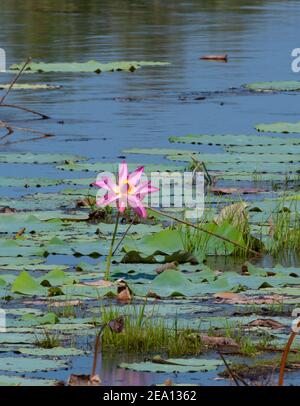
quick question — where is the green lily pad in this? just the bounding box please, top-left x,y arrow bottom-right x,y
131,270 -> 206,297
9,60 -> 169,74
123,148 -> 198,156
256,121 -> 300,134
57,161 -> 184,173
225,144 -> 300,154
0,239 -> 43,258
119,357 -> 223,373
16,347 -> 85,357
0,152 -> 84,164
21,312 -> 59,327
0,357 -> 67,372
167,153 -> 300,163
0,84 -> 61,90
0,375 -> 57,386
11,271 -> 47,296
169,134 -> 300,146
245,81 -> 300,92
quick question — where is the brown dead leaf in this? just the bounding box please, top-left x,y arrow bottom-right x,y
200,334 -> 239,348
214,292 -> 284,305
0,206 -> 16,214
76,198 -> 95,208
155,262 -> 178,274
164,379 -> 174,386
200,54 -> 228,62
211,187 -> 265,195
67,374 -> 101,386
15,227 -> 26,238
247,319 -> 285,329
83,280 -> 114,287
147,291 -> 161,299
117,280 -> 132,302
23,299 -> 82,307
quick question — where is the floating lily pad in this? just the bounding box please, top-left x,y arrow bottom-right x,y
245,81 -> 300,92
11,271 -> 48,296
123,148 -> 198,156
9,60 -> 169,74
256,121 -> 300,134
119,357 -> 223,373
57,161 -> 184,173
169,134 -> 300,146
0,357 -> 67,372
0,84 -> 61,90
16,347 -> 85,357
167,153 -> 300,163
225,144 -> 300,154
0,152 -> 84,164
0,375 -> 57,386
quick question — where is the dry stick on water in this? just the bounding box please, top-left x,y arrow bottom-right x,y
218,351 -> 249,386
91,324 -> 107,379
0,56 -> 50,119
0,122 -> 54,142
1,133 -> 54,146
91,317 -> 124,379
0,103 -> 49,119
278,320 -> 300,386
148,207 -> 260,257
0,57 -> 31,105
0,120 -> 13,139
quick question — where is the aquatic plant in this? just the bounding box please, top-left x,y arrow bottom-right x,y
93,161 -> 159,280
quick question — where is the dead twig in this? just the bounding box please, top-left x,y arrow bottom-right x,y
0,120 -> 14,140
219,351 -> 249,386
0,133 -> 54,146
0,103 -> 49,119
0,57 -> 31,105
278,320 -> 300,386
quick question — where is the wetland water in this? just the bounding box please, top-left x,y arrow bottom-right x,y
0,0 -> 300,387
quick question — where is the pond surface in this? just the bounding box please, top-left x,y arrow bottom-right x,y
0,0 -> 299,160
0,0 -> 300,387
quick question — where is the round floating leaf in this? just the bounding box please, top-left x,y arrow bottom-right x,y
245,81 -> 300,92
9,60 -> 169,74
119,357 -> 223,373
256,121 -> 300,134
0,357 -> 67,372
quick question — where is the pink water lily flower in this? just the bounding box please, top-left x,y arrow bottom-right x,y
93,162 -> 159,218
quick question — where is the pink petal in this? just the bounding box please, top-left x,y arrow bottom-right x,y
96,193 -> 118,207
128,166 -> 144,186
128,195 -> 147,218
117,194 -> 128,213
135,181 -> 159,197
133,205 -> 147,218
118,161 -> 128,185
93,177 -> 116,193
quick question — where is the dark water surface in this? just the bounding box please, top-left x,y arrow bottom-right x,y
0,0 -> 299,386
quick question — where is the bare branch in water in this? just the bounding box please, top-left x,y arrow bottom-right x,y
0,103 -> 49,119
0,57 -> 31,104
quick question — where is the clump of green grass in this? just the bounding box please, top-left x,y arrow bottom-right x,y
99,305 -> 202,356
268,203 -> 300,256
50,303 -> 77,318
35,329 -> 61,349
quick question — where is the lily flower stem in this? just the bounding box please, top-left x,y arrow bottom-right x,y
104,211 -> 120,281
112,215 -> 137,255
